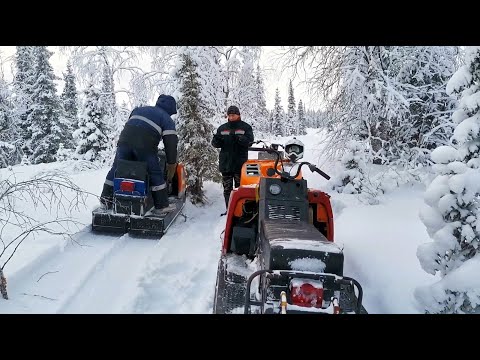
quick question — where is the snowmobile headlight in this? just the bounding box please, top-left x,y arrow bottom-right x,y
269,184 -> 281,195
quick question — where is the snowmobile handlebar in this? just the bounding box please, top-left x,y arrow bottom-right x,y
248,146 -> 330,181
251,140 -> 284,151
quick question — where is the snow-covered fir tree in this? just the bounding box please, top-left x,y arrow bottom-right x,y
28,46 -> 64,164
297,99 -> 307,135
416,46 -> 480,314
60,60 -> 78,150
101,60 -> 118,121
73,83 -> 109,162
13,46 -> 36,157
254,65 -> 269,135
55,143 -> 72,162
20,154 -> 30,166
272,88 -> 284,136
99,61 -> 122,164
61,60 -> 78,120
391,46 -> 458,168
285,80 -> 296,136
0,74 -> 17,167
174,51 -> 218,204
329,140 -> 367,194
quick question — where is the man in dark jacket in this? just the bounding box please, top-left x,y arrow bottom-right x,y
100,94 -> 178,216
211,105 -> 254,210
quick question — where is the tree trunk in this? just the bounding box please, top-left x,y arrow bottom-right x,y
0,268 -> 8,300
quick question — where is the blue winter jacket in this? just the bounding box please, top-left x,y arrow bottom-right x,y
117,95 -> 178,164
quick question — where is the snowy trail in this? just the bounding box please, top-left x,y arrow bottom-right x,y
57,233 -> 158,314
1,226 -> 129,313
129,195 -> 226,314
57,234 -> 158,313
0,184 -> 226,314
59,194 -> 225,313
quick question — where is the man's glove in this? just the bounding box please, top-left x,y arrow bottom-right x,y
167,163 -> 177,182
212,133 -> 223,147
236,134 -> 249,146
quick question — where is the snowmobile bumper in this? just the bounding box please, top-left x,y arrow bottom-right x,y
92,196 -> 185,238
91,210 -> 128,233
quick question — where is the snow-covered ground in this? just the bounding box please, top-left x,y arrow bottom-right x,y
0,130 -> 438,313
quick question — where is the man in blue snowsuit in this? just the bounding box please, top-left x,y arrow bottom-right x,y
100,94 -> 178,215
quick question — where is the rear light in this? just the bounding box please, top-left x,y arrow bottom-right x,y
290,279 -> 324,308
332,297 -> 340,314
280,291 -> 287,314
120,180 -> 135,192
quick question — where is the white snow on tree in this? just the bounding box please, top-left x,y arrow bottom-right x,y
297,99 -> 307,135
173,49 -> 218,204
130,75 -> 150,108
191,46 -> 225,125
272,88 -> 284,136
60,60 -> 78,150
101,105 -> 129,165
13,46 -> 36,157
253,64 -> 269,135
281,46 -> 458,170
73,83 -> 109,162
28,46 -> 63,164
391,46 -> 458,168
416,46 -> 480,314
55,143 -> 73,162
0,71 -> 21,168
285,80 -> 296,136
101,60 -> 118,121
329,140 -> 367,194
20,154 -> 30,166
229,47 -> 260,129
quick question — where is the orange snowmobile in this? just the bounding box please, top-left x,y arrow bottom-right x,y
213,139 -> 366,314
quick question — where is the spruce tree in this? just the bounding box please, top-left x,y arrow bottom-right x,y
286,80 -> 296,136
297,99 -> 307,135
13,46 -> 36,156
0,75 -> 16,167
255,65 -> 269,134
29,46 -> 63,164
73,83 -> 109,162
272,88 -> 284,137
60,60 -> 78,150
416,47 -> 480,314
175,52 -> 218,204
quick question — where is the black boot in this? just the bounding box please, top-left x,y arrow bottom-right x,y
220,193 -> 230,216
100,183 -> 113,209
151,188 -> 176,215
224,193 -> 230,209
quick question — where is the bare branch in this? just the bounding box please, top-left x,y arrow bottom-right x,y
22,293 -> 57,301
0,169 -> 92,299
37,271 -> 59,282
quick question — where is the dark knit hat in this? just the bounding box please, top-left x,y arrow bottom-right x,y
227,105 -> 240,115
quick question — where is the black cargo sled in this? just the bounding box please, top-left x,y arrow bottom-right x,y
213,139 -> 367,314
92,152 -> 187,238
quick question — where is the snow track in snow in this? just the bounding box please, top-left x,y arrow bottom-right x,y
129,201 -> 225,314
1,226 -> 132,313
